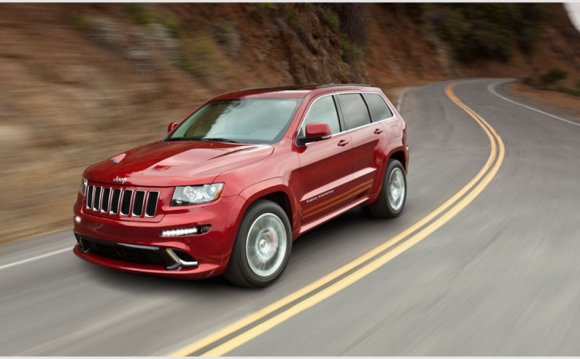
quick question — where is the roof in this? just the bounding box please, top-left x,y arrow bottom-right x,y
212,83 -> 377,100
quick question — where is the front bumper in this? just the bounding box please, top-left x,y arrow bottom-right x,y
73,194 -> 245,279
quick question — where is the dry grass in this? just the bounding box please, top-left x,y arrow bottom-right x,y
506,82 -> 580,119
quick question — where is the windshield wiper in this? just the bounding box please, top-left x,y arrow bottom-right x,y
200,137 -> 240,143
165,137 -> 198,142
165,136 -> 240,143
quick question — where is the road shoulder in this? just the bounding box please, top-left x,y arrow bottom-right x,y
504,81 -> 580,120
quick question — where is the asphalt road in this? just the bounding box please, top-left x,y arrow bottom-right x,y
1,79 -> 579,355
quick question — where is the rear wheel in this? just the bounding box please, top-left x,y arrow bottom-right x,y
367,159 -> 407,218
224,200 -> 292,287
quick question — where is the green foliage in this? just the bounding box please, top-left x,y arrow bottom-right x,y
560,87 -> 580,97
329,4 -> 368,47
513,4 -> 544,55
248,3 -> 279,20
540,67 -> 568,85
320,8 -> 340,32
123,4 -> 158,26
157,12 -> 183,39
254,3 -> 279,11
428,4 -> 545,63
340,35 -> 364,64
212,21 -> 241,58
435,7 -> 470,54
284,5 -> 301,26
68,13 -> 91,31
180,36 -> 219,82
122,4 -> 183,37
337,61 -> 351,80
392,3 -> 426,25
524,67 -> 578,96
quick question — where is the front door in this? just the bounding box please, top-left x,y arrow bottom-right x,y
294,95 -> 355,224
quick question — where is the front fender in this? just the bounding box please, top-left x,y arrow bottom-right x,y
238,178 -> 300,239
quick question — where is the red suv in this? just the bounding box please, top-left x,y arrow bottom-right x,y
73,84 -> 409,287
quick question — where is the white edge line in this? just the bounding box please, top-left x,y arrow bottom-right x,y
489,80 -> 580,127
0,247 -> 72,270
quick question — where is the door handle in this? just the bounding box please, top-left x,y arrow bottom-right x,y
374,128 -> 384,134
337,139 -> 350,147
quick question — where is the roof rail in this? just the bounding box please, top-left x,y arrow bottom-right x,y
316,83 -> 373,88
236,83 -> 373,92
238,85 -> 315,92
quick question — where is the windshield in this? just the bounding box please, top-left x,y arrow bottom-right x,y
167,98 -> 301,144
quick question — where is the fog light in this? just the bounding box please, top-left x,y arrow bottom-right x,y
161,227 -> 199,238
74,216 -> 81,224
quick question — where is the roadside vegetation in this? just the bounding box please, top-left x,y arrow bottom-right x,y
524,67 -> 580,97
399,4 -> 543,63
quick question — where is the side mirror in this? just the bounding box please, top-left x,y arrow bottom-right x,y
167,121 -> 179,133
300,123 -> 332,144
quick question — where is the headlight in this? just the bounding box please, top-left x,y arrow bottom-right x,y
80,178 -> 88,196
171,183 -> 224,206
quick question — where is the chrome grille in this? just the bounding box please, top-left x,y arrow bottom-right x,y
85,185 -> 159,218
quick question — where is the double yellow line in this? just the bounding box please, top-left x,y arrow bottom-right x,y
171,82 -> 505,357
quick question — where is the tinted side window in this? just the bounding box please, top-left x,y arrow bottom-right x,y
301,96 -> 341,136
363,93 -> 394,122
337,94 -> 371,130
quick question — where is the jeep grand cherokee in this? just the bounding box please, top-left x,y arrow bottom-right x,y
73,84 -> 409,287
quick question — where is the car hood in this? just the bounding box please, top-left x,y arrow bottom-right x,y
84,140 -> 274,187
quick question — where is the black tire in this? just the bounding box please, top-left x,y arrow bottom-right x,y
367,159 -> 407,218
224,200 -> 292,288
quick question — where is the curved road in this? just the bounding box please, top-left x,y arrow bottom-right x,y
1,79 -> 580,355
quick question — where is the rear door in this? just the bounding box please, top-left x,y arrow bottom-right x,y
295,95 -> 355,223
336,93 -> 385,193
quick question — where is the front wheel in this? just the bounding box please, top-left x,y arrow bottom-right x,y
224,200 -> 292,287
367,159 -> 407,218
